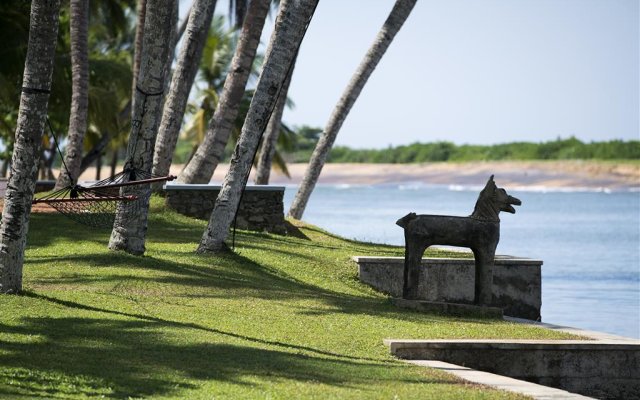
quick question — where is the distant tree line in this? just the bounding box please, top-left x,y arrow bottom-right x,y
282,131 -> 640,163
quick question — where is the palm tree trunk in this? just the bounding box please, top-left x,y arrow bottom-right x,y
179,0 -> 271,184
110,148 -> 118,178
56,0 -> 89,189
198,0 -> 319,253
78,131 -> 110,176
254,61 -> 294,184
131,0 -> 146,101
288,0 -> 417,220
95,153 -> 102,180
163,0 -> 179,89
151,0 -> 218,191
108,0 -> 175,255
176,3 -> 191,41
0,0 -> 60,294
1,160 -> 9,178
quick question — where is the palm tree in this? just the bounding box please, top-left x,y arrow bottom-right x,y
107,0 -> 176,255
253,60 -> 294,184
151,0 -> 218,191
56,0 -> 90,189
198,0 -> 319,253
0,1 -> 136,181
178,0 -> 272,184
288,0 -> 417,220
0,0 -> 61,294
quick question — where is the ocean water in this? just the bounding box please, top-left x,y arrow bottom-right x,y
282,184 -> 640,339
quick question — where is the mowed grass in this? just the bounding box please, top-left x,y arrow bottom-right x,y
0,198 -> 576,399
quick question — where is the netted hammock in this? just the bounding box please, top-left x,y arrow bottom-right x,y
33,168 -> 176,228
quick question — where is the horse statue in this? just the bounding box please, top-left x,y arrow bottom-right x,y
396,175 -> 521,305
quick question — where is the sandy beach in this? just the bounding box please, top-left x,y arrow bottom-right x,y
75,160 -> 639,190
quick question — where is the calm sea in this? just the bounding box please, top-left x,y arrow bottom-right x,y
282,184 -> 640,339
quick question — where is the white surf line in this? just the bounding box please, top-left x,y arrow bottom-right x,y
405,360 -> 595,400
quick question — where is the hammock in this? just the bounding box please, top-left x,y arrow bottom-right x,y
33,184 -> 139,228
33,169 -> 176,229
32,114 -> 175,228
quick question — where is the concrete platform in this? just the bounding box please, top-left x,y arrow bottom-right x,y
353,255 -> 541,319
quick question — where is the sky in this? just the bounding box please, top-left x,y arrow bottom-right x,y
183,0 -> 639,149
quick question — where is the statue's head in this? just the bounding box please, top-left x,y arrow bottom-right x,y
485,175 -> 521,214
473,175 -> 521,220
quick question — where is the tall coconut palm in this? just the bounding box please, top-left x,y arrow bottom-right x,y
253,60 -> 294,184
151,0 -> 218,191
56,0 -> 90,189
108,0 -> 175,255
198,0 -> 319,253
0,0 -> 61,294
178,0 -> 271,184
288,0 -> 417,219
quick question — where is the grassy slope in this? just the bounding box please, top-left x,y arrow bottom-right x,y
0,199 -> 577,399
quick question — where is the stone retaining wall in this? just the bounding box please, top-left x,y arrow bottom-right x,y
386,339 -> 640,400
164,184 -> 286,234
353,256 -> 542,320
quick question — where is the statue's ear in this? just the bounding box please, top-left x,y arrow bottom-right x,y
484,175 -> 495,188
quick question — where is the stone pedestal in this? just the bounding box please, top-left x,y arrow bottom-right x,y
353,255 -> 542,320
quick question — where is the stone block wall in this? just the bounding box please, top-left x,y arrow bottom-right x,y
353,256 -> 542,320
164,184 -> 287,234
387,339 -> 640,400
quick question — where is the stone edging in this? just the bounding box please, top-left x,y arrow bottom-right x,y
384,326 -> 640,399
405,360 -> 595,400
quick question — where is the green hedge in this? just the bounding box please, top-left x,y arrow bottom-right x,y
322,137 -> 640,163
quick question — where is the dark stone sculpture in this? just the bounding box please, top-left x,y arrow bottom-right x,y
396,175 -> 521,305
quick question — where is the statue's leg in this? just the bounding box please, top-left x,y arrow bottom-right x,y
473,248 -> 495,305
403,234 -> 427,300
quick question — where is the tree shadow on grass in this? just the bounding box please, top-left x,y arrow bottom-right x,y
0,316 -> 457,399
26,214 -> 497,326
235,229 -> 404,256
25,241 -> 498,327
0,294 -> 461,398
26,212 -> 204,249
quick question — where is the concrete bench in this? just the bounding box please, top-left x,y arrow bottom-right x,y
352,255 -> 542,320
164,183 -> 286,234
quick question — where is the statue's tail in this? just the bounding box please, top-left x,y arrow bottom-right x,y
396,212 -> 417,228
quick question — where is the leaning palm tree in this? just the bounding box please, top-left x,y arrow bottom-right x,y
107,0 -> 175,255
0,0 -> 61,294
288,0 -> 417,219
178,0 -> 272,184
198,0 -> 319,253
56,0 -> 90,189
151,0 -> 218,191
253,60 -> 294,184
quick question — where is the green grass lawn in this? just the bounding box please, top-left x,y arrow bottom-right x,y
0,198 -> 577,399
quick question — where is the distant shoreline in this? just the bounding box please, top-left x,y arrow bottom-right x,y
74,160 -> 640,190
